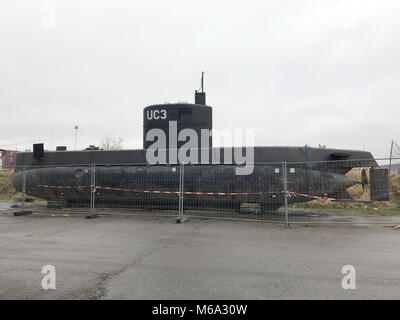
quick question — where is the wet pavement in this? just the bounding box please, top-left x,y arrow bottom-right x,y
0,207 -> 399,300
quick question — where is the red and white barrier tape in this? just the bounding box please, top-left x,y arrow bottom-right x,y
287,191 -> 349,201
36,184 -> 282,196
36,184 -> 381,202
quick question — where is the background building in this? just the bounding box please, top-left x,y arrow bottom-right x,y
0,149 -> 17,169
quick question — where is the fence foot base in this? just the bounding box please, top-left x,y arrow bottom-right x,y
14,211 -> 32,216
85,214 -> 98,219
175,216 -> 188,224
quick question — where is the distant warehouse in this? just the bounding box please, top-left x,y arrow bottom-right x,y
0,149 -> 17,169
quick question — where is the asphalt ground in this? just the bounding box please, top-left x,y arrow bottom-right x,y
0,209 -> 399,300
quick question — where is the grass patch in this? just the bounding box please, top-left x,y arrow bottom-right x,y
0,169 -> 21,200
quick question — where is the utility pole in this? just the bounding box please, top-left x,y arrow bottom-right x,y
389,140 -> 394,174
28,128 -> 31,151
74,125 -> 79,150
50,129 -> 53,151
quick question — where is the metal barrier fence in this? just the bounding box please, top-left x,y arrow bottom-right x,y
5,158 -> 400,226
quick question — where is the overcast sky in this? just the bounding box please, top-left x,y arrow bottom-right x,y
0,0 -> 399,158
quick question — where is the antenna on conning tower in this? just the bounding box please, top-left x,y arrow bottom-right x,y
195,71 -> 206,105
200,71 -> 204,92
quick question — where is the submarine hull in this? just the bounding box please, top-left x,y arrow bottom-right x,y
13,164 -> 358,211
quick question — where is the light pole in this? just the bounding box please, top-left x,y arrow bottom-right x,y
74,125 -> 79,150
389,140 -> 393,174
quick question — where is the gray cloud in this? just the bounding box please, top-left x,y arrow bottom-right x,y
0,0 -> 399,159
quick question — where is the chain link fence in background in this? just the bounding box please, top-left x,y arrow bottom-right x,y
5,158 -> 400,226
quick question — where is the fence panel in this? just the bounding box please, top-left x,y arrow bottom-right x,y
284,158 -> 400,225
90,163 -> 181,217
180,163 -> 288,223
11,164 -> 93,214
4,158 -> 399,226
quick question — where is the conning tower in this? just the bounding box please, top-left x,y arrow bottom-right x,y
143,73 -> 213,153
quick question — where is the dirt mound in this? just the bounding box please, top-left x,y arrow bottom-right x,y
291,170 -> 400,214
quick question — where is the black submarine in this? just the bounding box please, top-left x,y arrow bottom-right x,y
12,74 -> 389,211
